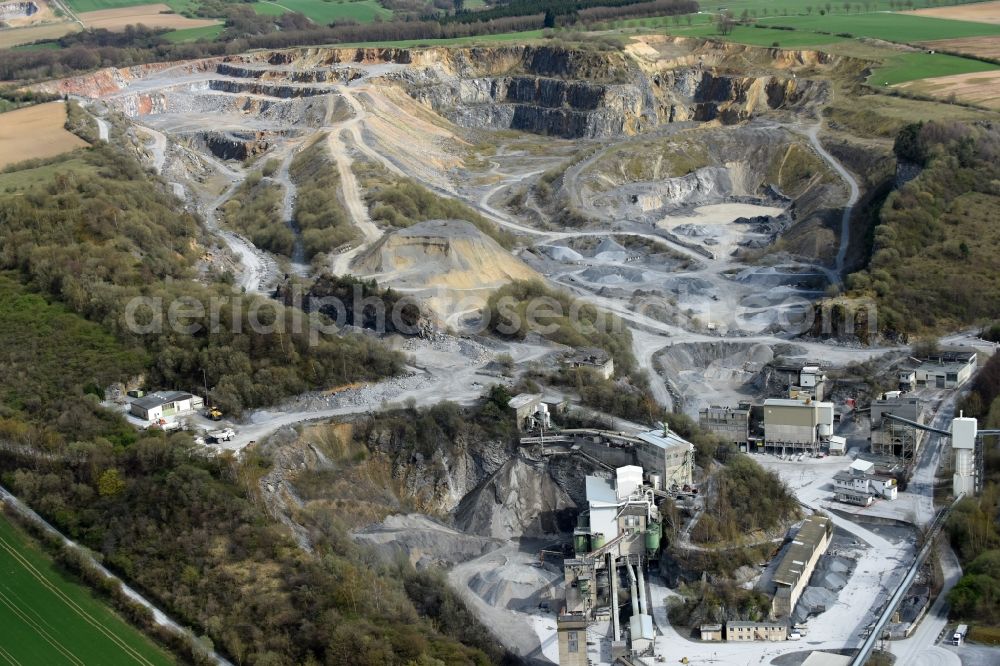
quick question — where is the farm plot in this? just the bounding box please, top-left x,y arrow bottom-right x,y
0,21 -> 77,47
920,35 -> 1000,59
0,102 -> 88,169
78,3 -> 219,31
895,69 -> 1000,109
0,513 -> 172,666
907,0 -> 1000,24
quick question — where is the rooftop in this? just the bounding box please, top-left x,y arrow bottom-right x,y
636,428 -> 694,453
585,476 -> 617,505
130,391 -> 194,410
508,393 -> 541,409
727,620 -> 786,628
773,515 -> 831,588
801,652 -> 852,666
764,398 -> 834,409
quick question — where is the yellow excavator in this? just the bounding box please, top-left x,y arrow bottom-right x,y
206,407 -> 223,421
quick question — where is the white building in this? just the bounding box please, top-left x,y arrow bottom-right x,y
585,466 -> 652,550
833,459 -> 897,504
129,391 -> 203,422
915,350 -> 977,389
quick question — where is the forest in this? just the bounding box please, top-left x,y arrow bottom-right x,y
949,352 -> 1000,628
0,145 -> 403,415
844,121 -> 1000,337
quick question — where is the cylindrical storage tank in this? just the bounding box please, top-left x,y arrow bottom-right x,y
574,533 -> 590,555
818,423 -> 833,437
592,532 -> 605,550
645,522 -> 662,554
650,474 -> 661,491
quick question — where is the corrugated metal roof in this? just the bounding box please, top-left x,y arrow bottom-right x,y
773,515 -> 831,587
636,429 -> 693,452
131,391 -> 193,410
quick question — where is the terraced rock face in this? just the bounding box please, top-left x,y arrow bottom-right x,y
49,40 -> 837,140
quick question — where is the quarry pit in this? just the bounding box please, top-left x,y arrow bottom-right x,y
46,36 -> 915,665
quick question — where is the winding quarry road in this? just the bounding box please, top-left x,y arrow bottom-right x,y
807,121 -> 861,285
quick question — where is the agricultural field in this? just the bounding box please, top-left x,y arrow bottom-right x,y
907,0 -> 1000,24
895,69 -> 1000,108
252,0 -> 391,24
78,3 -> 220,31
920,35 -> 1000,59
0,103 -> 88,169
0,512 -> 172,666
0,21 -> 78,48
757,11 -> 1000,41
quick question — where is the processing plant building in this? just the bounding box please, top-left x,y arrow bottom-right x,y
772,514 -> 833,618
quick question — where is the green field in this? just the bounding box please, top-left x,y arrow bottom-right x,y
162,23 -> 224,42
0,513 -> 172,666
254,0 -> 391,24
759,12 -> 1000,41
873,51 -> 1000,85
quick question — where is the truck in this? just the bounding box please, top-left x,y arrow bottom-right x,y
952,624 -> 968,645
208,428 -> 235,442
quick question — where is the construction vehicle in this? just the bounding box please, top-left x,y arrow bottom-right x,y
208,428 -> 235,442
205,407 -> 223,421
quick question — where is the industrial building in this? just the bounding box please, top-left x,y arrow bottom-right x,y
772,515 -> 833,618
559,466 -> 662,662
833,459 -> 898,505
790,365 -> 828,402
699,624 -> 723,641
508,393 -> 551,432
762,398 -> 835,453
565,347 -> 615,380
527,426 -> 695,491
555,615 -> 588,666
870,392 -> 925,460
915,349 -> 977,389
699,403 -> 751,447
726,621 -> 789,642
634,427 -> 695,489
128,391 -> 203,422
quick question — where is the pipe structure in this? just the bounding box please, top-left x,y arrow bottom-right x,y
609,552 -> 620,641
637,562 -> 648,616
627,563 -> 640,617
